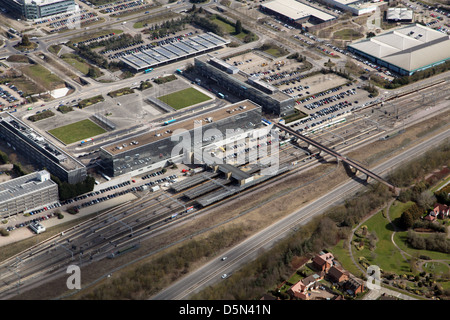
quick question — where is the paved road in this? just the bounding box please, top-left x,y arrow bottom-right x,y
151,127 -> 450,300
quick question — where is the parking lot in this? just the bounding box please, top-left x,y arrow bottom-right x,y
0,84 -> 24,110
278,73 -> 349,99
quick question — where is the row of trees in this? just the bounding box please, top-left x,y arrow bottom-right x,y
51,175 -> 95,201
407,230 -> 450,253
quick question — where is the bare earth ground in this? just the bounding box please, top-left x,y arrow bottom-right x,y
8,107 -> 450,300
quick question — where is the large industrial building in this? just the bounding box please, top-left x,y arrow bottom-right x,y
347,24 -> 450,76
0,170 -> 58,218
194,55 -> 296,117
0,0 -> 77,20
321,0 -> 383,16
0,112 -> 87,184
98,100 -> 263,178
120,32 -> 230,72
260,0 -> 336,26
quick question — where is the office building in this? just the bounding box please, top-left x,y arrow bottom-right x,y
194,55 -> 296,117
0,170 -> 58,218
0,0 -> 77,20
0,112 -> 87,184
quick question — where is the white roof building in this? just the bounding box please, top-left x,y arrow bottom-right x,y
261,0 -> 336,23
386,8 -> 414,22
348,24 -> 450,75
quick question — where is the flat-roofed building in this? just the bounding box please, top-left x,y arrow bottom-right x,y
260,0 -> 336,26
0,112 -> 87,184
194,55 -> 295,117
98,100 -> 262,177
347,24 -> 450,75
386,7 -> 414,23
322,0 -> 384,16
120,32 -> 230,72
0,170 -> 58,218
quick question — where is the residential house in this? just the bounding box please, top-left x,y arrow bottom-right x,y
345,276 -> 365,295
288,272 -> 325,300
433,203 -> 449,219
312,252 -> 334,272
328,265 -> 349,284
424,211 -> 437,221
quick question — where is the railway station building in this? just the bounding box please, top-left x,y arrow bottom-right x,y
98,100 -> 263,178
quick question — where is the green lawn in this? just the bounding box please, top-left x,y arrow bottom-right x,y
61,54 -> 91,75
354,208 -> 411,274
21,64 -> 65,90
48,119 -> 106,145
211,18 -> 248,39
158,88 -> 212,110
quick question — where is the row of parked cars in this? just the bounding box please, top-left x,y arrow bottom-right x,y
100,0 -> 145,13
48,12 -> 97,29
110,3 -> 154,17
141,170 -> 164,180
7,212 -> 57,232
300,88 -> 357,111
96,0 -> 138,9
49,17 -> 101,33
102,39 -> 145,55
73,32 -> 116,47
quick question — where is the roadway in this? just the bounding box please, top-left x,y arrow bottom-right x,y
151,127 -> 450,300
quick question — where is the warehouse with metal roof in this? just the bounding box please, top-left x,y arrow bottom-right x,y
347,24 -> 450,76
260,0 -> 336,26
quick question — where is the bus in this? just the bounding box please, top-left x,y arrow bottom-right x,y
163,119 -> 176,125
144,68 -> 153,74
217,92 -> 224,99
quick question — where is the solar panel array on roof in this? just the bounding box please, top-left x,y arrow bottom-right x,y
198,33 -> 222,45
153,46 -> 177,59
146,49 -> 167,62
123,55 -> 150,69
135,52 -> 158,65
173,41 -> 196,54
120,32 -> 230,71
164,44 -> 184,56
191,36 -> 215,49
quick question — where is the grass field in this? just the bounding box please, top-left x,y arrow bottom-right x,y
158,88 -> 212,110
48,119 -> 106,144
333,29 -> 364,40
211,17 -> 249,40
61,53 -> 91,75
20,64 -> 65,90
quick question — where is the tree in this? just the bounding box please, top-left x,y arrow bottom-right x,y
87,67 -> 101,78
21,35 -> 30,47
417,190 -> 437,209
400,211 -> 414,229
235,20 -> 242,35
